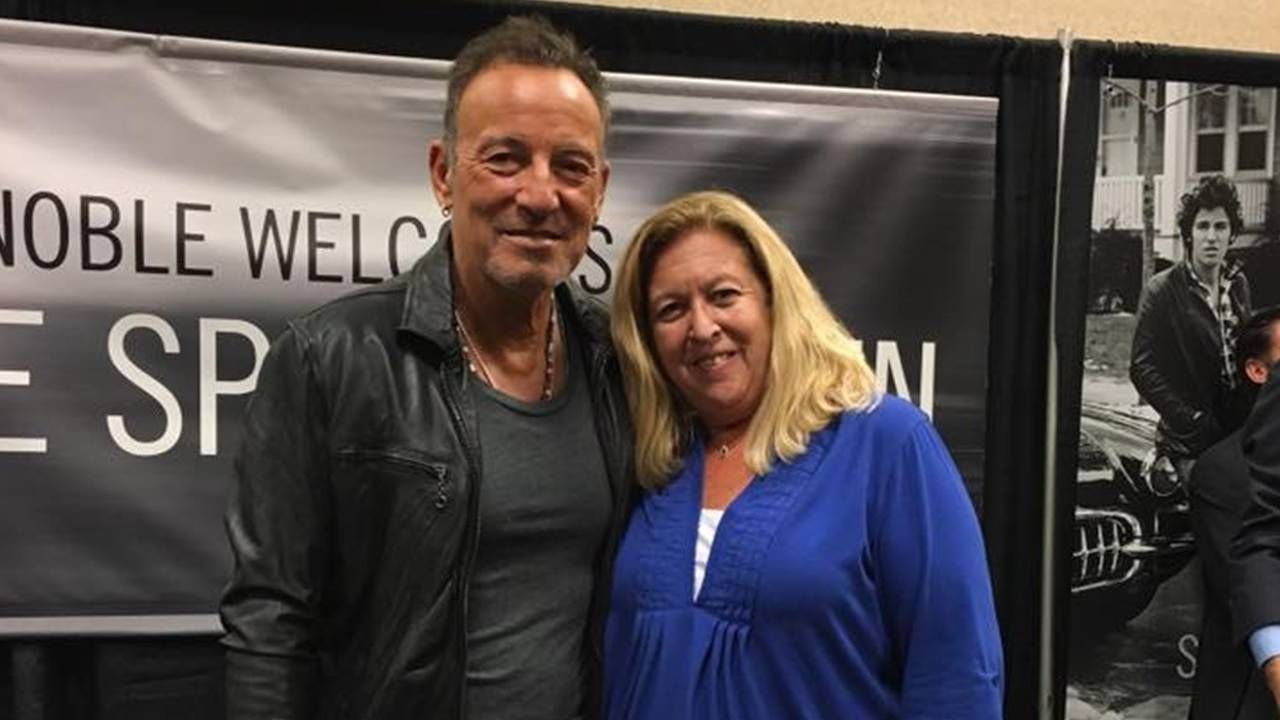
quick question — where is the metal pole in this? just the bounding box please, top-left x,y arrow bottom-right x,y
1040,26 -> 1073,720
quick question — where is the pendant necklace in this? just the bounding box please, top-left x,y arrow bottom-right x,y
710,433 -> 744,460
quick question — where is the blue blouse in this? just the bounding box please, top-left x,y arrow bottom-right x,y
603,396 -> 1003,719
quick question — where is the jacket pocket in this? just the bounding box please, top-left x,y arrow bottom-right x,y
333,447 -> 454,514
326,448 -> 463,619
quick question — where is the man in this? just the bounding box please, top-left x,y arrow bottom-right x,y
220,17 -> 631,719
1234,318 -> 1280,715
1188,306 -> 1280,720
1130,174 -> 1252,483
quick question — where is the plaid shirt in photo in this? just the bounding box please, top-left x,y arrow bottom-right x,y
1186,259 -> 1247,391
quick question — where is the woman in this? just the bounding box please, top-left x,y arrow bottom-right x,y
605,191 -> 1003,719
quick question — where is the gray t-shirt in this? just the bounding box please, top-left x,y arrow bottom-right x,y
464,325 -> 611,720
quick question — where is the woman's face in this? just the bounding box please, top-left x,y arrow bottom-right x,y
645,227 -> 772,431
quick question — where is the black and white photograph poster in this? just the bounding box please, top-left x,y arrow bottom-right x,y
1067,76 -> 1280,719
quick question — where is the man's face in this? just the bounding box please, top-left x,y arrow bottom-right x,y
429,63 -> 609,297
1189,206 -> 1233,275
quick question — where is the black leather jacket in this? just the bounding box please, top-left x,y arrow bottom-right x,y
220,229 -> 633,719
1130,262 -> 1251,459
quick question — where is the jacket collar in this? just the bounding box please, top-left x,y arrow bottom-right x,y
1182,256 -> 1244,288
398,222 -> 459,350
397,222 -> 613,355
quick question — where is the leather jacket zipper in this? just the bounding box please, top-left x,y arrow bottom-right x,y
439,353 -> 484,720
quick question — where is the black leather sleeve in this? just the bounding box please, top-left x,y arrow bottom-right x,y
224,651 -> 320,720
1230,366 -> 1280,642
220,324 -> 331,719
1130,276 -> 1218,449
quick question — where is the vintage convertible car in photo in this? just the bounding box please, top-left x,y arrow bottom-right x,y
1072,400 -> 1195,628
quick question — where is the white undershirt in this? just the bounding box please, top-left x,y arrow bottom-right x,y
693,508 -> 726,600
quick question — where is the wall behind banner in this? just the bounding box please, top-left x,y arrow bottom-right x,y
549,0 -> 1280,54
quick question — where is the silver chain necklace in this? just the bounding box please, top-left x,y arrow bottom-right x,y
454,302 -> 558,401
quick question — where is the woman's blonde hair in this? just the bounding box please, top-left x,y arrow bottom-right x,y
611,190 -> 878,488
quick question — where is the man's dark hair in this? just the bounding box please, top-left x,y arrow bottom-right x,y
1176,174 -> 1244,246
1237,304 -> 1280,381
443,15 -> 608,162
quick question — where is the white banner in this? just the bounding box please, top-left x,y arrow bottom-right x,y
0,19 -> 997,632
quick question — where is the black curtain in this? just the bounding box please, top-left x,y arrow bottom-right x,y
1055,39 -> 1280,720
0,3 -> 1061,718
